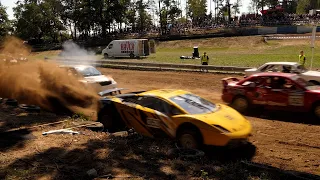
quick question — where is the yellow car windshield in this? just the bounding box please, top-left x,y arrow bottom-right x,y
169,93 -> 217,114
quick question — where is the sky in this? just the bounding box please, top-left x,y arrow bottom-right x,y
1,0 -> 251,21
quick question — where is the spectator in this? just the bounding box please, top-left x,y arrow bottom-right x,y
299,50 -> 306,66
200,52 -> 209,72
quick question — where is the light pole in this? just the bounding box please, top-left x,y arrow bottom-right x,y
159,0 -> 161,35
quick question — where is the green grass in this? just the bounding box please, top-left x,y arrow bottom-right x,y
115,38 -> 319,68
33,37 -> 320,69
145,42 -> 320,68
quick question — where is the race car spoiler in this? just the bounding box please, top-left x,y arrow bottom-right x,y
98,88 -> 126,96
221,77 -> 240,87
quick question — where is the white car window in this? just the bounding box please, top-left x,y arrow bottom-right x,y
264,65 -> 283,72
259,65 -> 271,72
296,65 -> 307,73
75,67 -> 102,77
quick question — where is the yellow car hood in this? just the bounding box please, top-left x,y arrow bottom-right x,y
178,104 -> 250,133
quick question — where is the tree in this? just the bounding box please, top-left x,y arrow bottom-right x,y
232,0 -> 242,17
125,1 -> 137,31
187,0 -> 207,26
136,0 -> 153,31
159,0 -> 182,34
13,0 -> 64,41
247,0 -> 257,13
296,0 -> 311,14
213,0 -> 225,23
0,2 -> 11,40
161,0 -> 182,23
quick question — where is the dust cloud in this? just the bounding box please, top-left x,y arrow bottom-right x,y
57,40 -> 98,67
0,36 -> 100,120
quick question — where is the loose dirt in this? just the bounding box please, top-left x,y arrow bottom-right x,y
0,37 -> 100,119
1,68 -> 319,180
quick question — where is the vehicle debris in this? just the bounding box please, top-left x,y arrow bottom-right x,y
86,168 -> 98,177
4,99 -> 18,106
42,129 -> 80,135
18,104 -> 41,113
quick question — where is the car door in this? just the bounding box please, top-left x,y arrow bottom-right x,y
241,77 -> 268,105
114,96 -> 176,138
264,76 -> 289,109
284,79 -> 306,110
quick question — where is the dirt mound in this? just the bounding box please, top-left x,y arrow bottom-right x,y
0,37 -> 100,119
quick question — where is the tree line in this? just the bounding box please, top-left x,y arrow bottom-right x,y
0,0 -> 319,43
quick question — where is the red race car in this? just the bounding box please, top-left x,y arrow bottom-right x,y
221,72 -> 320,119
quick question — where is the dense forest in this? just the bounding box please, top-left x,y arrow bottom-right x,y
0,0 -> 319,42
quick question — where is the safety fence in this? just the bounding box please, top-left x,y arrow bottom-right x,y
264,35 -> 320,40
54,58 -> 251,74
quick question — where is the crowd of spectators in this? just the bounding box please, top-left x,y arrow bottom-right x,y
83,11 -> 320,38
162,11 -> 320,35
237,12 -> 320,26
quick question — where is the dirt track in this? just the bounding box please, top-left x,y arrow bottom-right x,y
99,68 -> 320,175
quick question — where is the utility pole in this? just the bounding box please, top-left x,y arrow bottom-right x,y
215,0 -> 218,23
159,0 -> 161,35
186,0 -> 188,23
226,0 -> 232,24
210,0 -> 212,14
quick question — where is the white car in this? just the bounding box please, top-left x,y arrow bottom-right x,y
59,65 -> 118,92
245,62 -> 320,85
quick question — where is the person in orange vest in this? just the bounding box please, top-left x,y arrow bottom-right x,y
200,52 -> 209,72
299,50 -> 306,66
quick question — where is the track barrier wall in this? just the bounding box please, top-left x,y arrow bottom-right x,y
55,59 -> 251,74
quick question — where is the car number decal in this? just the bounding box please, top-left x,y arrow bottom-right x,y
146,118 -> 161,128
288,93 -> 304,106
267,101 -> 287,106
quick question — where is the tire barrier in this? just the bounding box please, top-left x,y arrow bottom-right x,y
5,99 -> 18,107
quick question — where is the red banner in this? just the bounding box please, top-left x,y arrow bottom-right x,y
121,41 -> 134,51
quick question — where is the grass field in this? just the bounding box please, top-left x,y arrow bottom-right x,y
30,35 -> 320,68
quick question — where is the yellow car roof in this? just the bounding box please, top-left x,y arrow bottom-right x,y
139,89 -> 191,99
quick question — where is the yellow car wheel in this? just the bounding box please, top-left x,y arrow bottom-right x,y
98,107 -> 118,133
177,128 -> 202,149
180,134 -> 198,149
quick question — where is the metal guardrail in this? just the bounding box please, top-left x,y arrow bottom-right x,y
54,58 -> 251,74
265,35 -> 320,40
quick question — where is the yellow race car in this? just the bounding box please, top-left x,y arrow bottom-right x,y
98,89 -> 252,149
